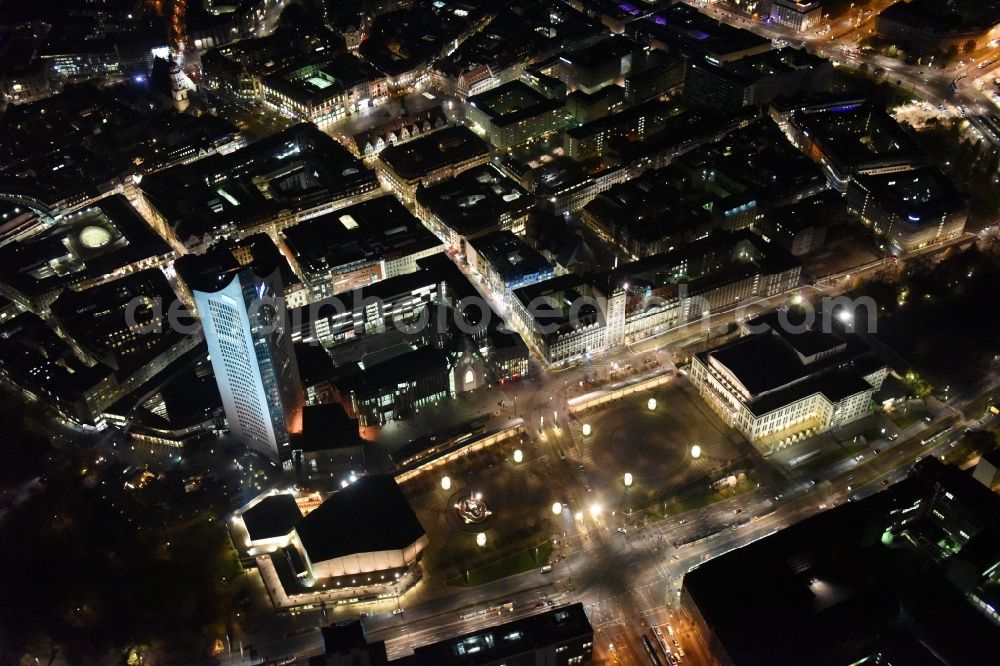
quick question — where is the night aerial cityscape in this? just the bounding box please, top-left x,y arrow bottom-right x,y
4,1 -> 1000,665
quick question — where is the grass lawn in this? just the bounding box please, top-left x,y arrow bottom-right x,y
446,541 -> 554,587
859,426 -> 887,443
655,474 -> 757,519
891,409 -> 930,430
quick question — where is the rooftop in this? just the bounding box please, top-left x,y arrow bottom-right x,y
175,234 -> 294,295
263,53 -> 383,104
0,84 -> 241,176
683,457 -> 1000,666
121,349 -> 221,432
699,311 -> 881,415
468,80 -> 564,127
295,475 -> 425,562
335,346 -> 450,400
853,165 -> 968,222
241,494 -> 303,542
468,230 -> 554,286
359,4 -> 488,77
378,125 -> 489,182
636,4 -> 771,60
0,194 -> 172,300
416,164 -> 532,237
412,603 -> 593,664
611,230 -> 801,293
766,190 -> 846,234
512,273 -> 604,338
295,404 -> 365,453
138,124 -> 377,243
49,268 -> 185,377
690,46 -> 829,85
880,0 -> 1000,35
0,312 -> 115,408
281,196 -> 442,278
789,102 -> 924,174
434,3 -> 600,78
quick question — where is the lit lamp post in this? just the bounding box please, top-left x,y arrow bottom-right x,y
476,532 -> 487,547
691,445 -> 702,460
623,473 -> 635,520
441,475 -> 451,491
513,449 -> 524,463
582,423 -> 592,437
552,501 -> 563,515
648,397 -> 657,411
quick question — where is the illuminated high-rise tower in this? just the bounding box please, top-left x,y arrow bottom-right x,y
193,265 -> 303,462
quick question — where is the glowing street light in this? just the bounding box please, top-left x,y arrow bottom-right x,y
513,449 -> 524,464
441,475 -> 451,491
837,309 -> 853,323
691,445 -> 702,459
589,503 -> 602,518
582,423 -> 592,437
476,532 -> 487,547
552,501 -> 563,515
624,472 -> 634,487
648,397 -> 657,410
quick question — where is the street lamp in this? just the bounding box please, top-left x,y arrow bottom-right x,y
691,445 -> 702,459
476,532 -> 487,547
624,472 -> 633,487
441,476 -> 451,491
552,501 -> 563,515
648,397 -> 657,410
513,449 -> 523,463
582,423 -> 592,437
589,503 -> 602,518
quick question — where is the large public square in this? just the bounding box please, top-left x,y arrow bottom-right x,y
394,376 -> 754,593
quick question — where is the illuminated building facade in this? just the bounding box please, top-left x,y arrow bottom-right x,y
194,265 -> 303,462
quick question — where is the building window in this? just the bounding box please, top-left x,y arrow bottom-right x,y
465,368 -> 475,385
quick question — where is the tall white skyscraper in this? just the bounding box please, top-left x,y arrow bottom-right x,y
194,265 -> 303,462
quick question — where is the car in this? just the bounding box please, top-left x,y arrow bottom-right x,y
923,415 -> 933,422
617,527 -> 628,534
887,434 -> 898,441
873,448 -> 881,454
540,565 -> 553,574
882,479 -> 890,486
392,608 -> 404,615
734,508 -> 743,514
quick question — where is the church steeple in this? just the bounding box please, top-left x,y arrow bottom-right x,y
169,55 -> 189,113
